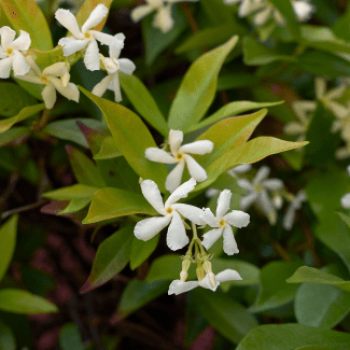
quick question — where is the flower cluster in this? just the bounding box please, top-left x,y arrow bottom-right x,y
134,129 -> 251,294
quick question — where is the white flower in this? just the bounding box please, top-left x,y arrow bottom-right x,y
341,166 -> 350,210
55,4 -> 123,71
145,130 -> 213,193
200,189 -> 250,255
228,164 -> 252,177
284,100 -> 316,142
0,26 -> 31,78
168,269 -> 242,295
16,57 -> 79,109
283,190 -> 307,230
134,178 -> 205,251
292,1 -> 315,22
237,166 -> 284,225
131,0 -> 198,33
92,37 -> 135,102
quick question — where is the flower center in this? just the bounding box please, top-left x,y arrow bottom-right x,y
254,183 -> 264,193
176,153 -> 184,161
219,219 -> 226,227
84,32 -> 91,39
40,75 -> 49,84
6,48 -> 13,55
166,207 -> 173,214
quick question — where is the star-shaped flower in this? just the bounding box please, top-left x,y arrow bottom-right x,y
283,190 -> 307,230
17,57 -> 79,109
0,26 -> 31,78
237,166 -> 284,225
55,4 -> 123,71
200,189 -> 250,255
92,38 -> 136,102
168,269 -> 242,295
134,178 -> 205,251
145,130 -> 213,193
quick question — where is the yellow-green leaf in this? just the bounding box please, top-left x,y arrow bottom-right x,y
42,184 -> 98,200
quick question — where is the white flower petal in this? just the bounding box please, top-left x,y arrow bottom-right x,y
341,193 -> 350,209
42,84 -> 57,109
283,204 -> 296,231
131,4 -> 155,23
263,179 -> 284,191
59,38 -> 88,56
10,30 -> 31,51
347,165 -> 350,177
0,57 -> 13,78
134,216 -> 171,241
55,9 -> 83,39
326,85 -> 346,100
223,224 -> 239,255
229,164 -> 252,176
109,41 -> 123,60
12,51 -> 30,76
82,4 -> 108,33
240,192 -> 258,210
205,188 -> 219,198
200,208 -> 219,227
152,4 -> 174,33
315,77 -> 326,99
165,161 -> 185,193
140,180 -> 165,215
0,26 -> 16,50
84,40 -> 100,71
89,30 -> 115,46
49,77 -> 79,102
254,8 -> 271,26
293,1 -> 315,22
42,62 -> 68,77
184,154 -> 207,182
145,148 -> 177,164
110,73 -> 123,102
169,129 -> 183,156
172,203 -> 205,225
284,121 -> 306,135
168,280 -> 198,295
254,166 -> 270,183
198,274 -> 219,291
119,58 -> 136,75
224,210 -> 250,228
166,211 -> 189,250
15,69 -> 41,84
180,140 -> 214,155
216,269 -> 242,283
257,191 -> 277,225
165,177 -> 196,208
327,101 -> 349,119
201,228 -> 223,250
237,179 -> 254,192
216,189 -> 232,219
92,74 -> 113,97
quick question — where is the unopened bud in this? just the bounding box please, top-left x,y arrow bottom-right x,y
203,260 -> 212,274
208,272 -> 216,288
61,72 -> 70,87
180,271 -> 188,282
196,266 -> 206,281
182,259 -> 191,272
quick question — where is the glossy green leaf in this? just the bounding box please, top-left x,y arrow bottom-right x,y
58,198 -> 91,215
217,73 -> 258,91
236,324 -> 350,350
59,323 -> 84,350
295,347 -> 333,350
0,127 -> 29,147
193,289 -> 258,344
0,289 -> 58,314
81,226 -> 133,292
200,0 -> 236,25
66,145 -> 105,188
295,282 -> 350,330
287,266 -> 350,293
83,187 -> 157,224
42,184 -> 98,200
118,279 -> 168,318
0,0 -> 53,50
338,212 -> 350,228
80,87 -> 168,190
0,320 -> 16,350
243,37 -> 296,66
0,104 -> 45,134
168,36 -> 239,131
130,235 -> 160,270
119,73 -> 169,137
187,101 -> 283,132
0,215 -> 18,283
93,136 -> 121,160
250,261 -> 302,313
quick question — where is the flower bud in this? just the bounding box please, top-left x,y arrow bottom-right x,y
196,266 -> 206,281
180,271 -> 188,283
208,272 -> 216,289
202,260 -> 212,274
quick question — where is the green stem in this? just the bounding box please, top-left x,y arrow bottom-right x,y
191,222 -> 198,240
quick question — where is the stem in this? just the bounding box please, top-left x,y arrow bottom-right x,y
180,3 -> 199,33
191,222 -> 198,240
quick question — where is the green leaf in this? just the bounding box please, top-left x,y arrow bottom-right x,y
287,266 -> 350,293
338,212 -> 350,228
243,37 -> 296,66
0,215 -> 18,283
93,136 -> 121,160
142,4 -> 187,65
296,347 -> 333,350
119,73 -> 169,137
168,36 -> 239,131
217,73 -> 258,91
42,184 -> 98,200
0,320 -> 16,350
43,119 -> 108,148
118,279 -> 168,318
250,261 -> 302,313
200,0 -> 236,25
130,235 -> 160,270
59,323 -> 84,350
80,87 -> 168,190
0,104 -> 45,134
295,282 -> 350,330
187,101 -> 283,133
81,226 -> 133,292
66,145 -> 105,188
0,0 -> 53,50
58,198 -> 91,215
0,127 -> 29,147
236,324 -> 350,350
0,289 -> 58,314
193,289 -> 258,344
83,187 -> 157,224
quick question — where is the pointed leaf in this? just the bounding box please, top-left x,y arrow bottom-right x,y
42,184 -> 98,200
130,235 -> 160,270
168,36 -> 239,131
58,198 -> 91,215
59,323 -> 84,350
93,136 -> 121,160
0,127 -> 29,147
0,320 -> 16,350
